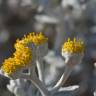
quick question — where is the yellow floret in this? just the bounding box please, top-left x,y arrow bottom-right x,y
14,39 -> 26,50
62,38 -> 84,54
14,47 -> 32,66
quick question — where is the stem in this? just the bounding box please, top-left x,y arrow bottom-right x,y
31,75 -> 51,96
36,59 -> 44,82
50,66 -> 72,93
18,63 -> 51,96
29,64 -> 51,96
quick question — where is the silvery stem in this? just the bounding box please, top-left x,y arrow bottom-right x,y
29,64 -> 51,96
31,66 -> 51,96
31,74 -> 51,96
50,66 -> 72,94
36,59 -> 44,83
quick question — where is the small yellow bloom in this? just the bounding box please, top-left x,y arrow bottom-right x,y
62,38 -> 84,54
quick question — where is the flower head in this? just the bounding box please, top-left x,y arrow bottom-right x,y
62,38 -> 84,54
1,32 -> 48,75
25,32 -> 48,46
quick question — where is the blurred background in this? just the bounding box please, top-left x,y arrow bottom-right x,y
0,0 -> 96,96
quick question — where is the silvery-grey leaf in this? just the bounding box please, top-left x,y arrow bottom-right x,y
61,0 -> 79,8
85,0 -> 96,23
44,50 -> 65,67
7,79 -> 36,96
53,85 -> 79,96
0,74 -> 14,96
21,0 -> 33,7
35,14 -> 59,24
0,30 -> 10,43
94,91 -> 96,96
90,26 -> 96,33
58,85 -> 79,92
44,51 -> 65,87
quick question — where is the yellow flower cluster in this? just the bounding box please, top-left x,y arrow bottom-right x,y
62,38 -> 84,54
1,45 -> 32,75
14,47 -> 32,66
1,58 -> 17,75
14,32 -> 48,49
1,32 -> 48,75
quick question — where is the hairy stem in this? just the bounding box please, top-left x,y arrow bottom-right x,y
36,59 -> 44,82
50,66 -> 72,94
